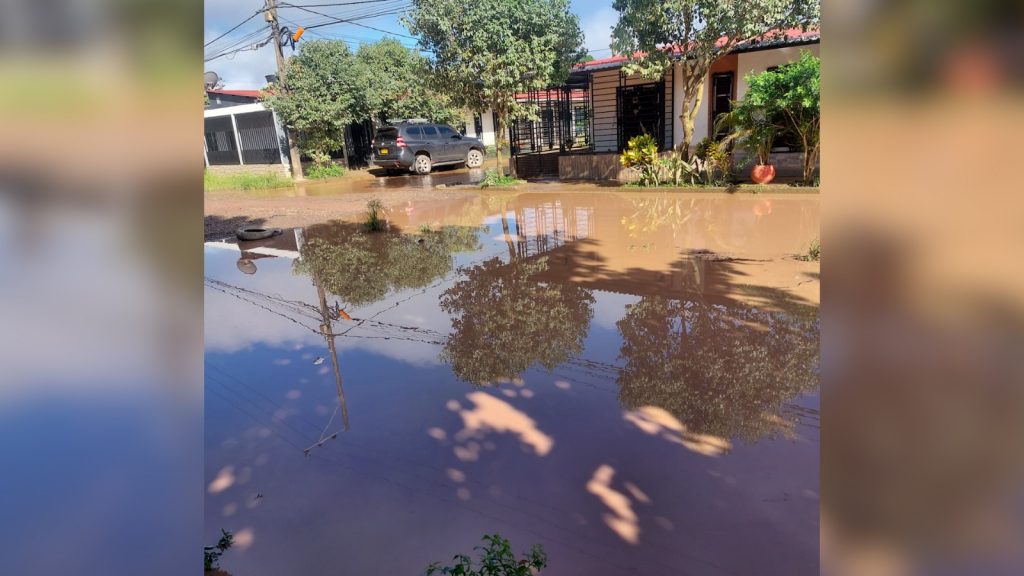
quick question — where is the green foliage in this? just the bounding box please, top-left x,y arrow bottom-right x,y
611,0 -> 819,155
305,163 -> 347,179
620,133 -> 660,186
616,294 -> 819,441
479,169 -> 523,188
353,38 -> 462,125
440,257 -> 595,385
203,171 -> 293,191
261,40 -> 361,164
717,98 -> 778,166
797,238 -> 820,261
694,137 -> 731,184
204,529 -> 234,571
294,223 -> 482,307
403,0 -> 585,171
742,51 -> 820,184
427,534 -> 547,576
364,199 -> 386,231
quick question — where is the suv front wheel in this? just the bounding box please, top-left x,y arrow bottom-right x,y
466,149 -> 484,168
414,154 -> 432,175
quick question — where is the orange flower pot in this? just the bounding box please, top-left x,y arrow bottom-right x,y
751,164 -> 776,184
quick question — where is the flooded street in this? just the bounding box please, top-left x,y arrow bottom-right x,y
204,191 -> 820,575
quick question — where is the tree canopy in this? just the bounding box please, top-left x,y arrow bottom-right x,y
294,223 -> 482,308
611,0 -> 819,157
403,0 -> 585,172
353,39 -> 463,126
616,296 -> 819,441
439,256 -> 594,386
261,40 -> 361,166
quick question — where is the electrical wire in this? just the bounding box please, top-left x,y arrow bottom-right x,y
204,9 -> 264,48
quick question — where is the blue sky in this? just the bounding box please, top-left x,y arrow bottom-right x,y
204,0 -> 619,89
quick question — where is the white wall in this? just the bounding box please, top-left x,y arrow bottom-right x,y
461,109 -> 496,146
673,43 -> 820,150
592,68 -> 673,152
736,44 -> 820,99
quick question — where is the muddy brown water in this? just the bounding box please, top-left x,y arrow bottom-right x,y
204,191 -> 820,575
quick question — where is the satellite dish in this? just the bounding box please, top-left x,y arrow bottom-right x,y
203,71 -> 220,89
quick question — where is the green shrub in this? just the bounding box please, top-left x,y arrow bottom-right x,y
694,137 -> 731,185
364,199 -> 386,231
479,169 -> 522,188
620,133 -> 660,186
306,163 -> 347,179
204,171 -> 293,191
797,238 -> 820,261
427,534 -> 547,576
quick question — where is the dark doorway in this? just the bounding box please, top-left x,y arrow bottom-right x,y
617,82 -> 664,151
711,72 -> 734,140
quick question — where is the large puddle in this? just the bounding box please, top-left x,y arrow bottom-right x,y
204,192 -> 820,575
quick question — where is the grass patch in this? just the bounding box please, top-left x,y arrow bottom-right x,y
306,163 -> 347,179
364,199 -> 386,231
204,171 -> 293,191
796,238 -> 820,261
479,169 -> 523,188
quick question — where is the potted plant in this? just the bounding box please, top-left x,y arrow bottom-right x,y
718,92 -> 780,185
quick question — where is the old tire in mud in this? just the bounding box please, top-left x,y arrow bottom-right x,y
466,149 -> 484,168
236,227 -> 282,241
414,154 -> 432,175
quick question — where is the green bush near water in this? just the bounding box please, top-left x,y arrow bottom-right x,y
479,169 -> 522,188
306,163 -> 347,179
204,171 -> 293,191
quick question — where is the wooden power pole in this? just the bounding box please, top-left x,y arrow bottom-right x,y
266,0 -> 304,180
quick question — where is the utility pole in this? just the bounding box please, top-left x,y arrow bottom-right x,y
266,0 -> 305,180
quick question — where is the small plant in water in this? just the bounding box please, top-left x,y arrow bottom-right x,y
427,534 -> 547,576
364,199 -> 386,231
204,529 -> 234,572
797,238 -> 820,261
480,169 -> 522,188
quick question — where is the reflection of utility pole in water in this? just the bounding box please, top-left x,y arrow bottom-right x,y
501,202 -> 517,260
315,275 -> 349,432
298,227 -> 350,454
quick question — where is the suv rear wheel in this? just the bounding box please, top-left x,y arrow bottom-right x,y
414,154 -> 432,175
466,149 -> 484,168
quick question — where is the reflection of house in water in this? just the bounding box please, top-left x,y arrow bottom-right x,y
204,228 -> 304,274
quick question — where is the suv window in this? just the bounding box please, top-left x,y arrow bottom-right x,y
438,126 -> 457,138
422,125 -> 438,138
375,127 -> 398,140
404,126 -> 423,139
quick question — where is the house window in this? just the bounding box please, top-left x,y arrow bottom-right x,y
616,82 -> 664,152
473,113 -> 483,137
710,72 -> 734,140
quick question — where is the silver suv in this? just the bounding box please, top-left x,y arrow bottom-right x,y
372,122 -> 486,175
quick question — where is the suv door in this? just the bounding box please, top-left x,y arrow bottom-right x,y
436,125 -> 464,162
420,124 -> 441,160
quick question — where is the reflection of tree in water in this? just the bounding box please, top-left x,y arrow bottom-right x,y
616,296 -> 819,441
293,224 -> 482,307
440,257 -> 595,385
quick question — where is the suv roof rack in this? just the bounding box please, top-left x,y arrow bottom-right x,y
388,118 -> 429,124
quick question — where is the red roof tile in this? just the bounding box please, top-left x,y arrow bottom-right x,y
206,88 -> 261,99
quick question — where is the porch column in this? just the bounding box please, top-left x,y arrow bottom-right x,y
271,110 -> 289,167
230,113 -> 244,165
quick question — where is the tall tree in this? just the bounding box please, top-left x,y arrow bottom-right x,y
611,0 -> 819,159
261,40 -> 361,168
403,0 -> 585,173
353,39 -> 463,126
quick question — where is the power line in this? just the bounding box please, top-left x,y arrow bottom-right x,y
286,0 -> 399,6
204,9 -> 263,48
281,1 -> 417,39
